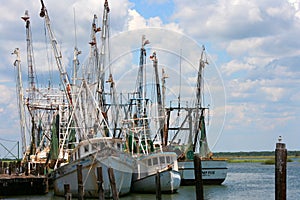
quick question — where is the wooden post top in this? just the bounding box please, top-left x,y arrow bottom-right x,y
276,143 -> 286,149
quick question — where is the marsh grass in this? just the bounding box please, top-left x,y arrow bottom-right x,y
227,156 -> 294,164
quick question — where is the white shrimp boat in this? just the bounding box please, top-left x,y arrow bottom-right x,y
178,158 -> 227,185
131,152 -> 181,193
52,137 -> 134,198
36,0 -> 136,198
165,46 -> 227,185
121,41 -> 181,193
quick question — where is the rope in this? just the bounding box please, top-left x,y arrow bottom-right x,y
0,137 -> 18,143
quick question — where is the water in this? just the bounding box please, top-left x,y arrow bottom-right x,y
2,161 -> 300,200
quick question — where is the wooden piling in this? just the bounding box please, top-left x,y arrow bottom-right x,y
3,162 -> 7,174
155,170 -> 162,200
194,154 -> 204,200
108,167 -> 119,200
97,166 -> 104,200
275,141 -> 287,200
64,184 -> 72,200
77,164 -> 84,200
8,162 -> 12,175
25,162 -> 29,176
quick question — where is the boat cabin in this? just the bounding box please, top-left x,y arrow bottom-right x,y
139,152 -> 179,172
70,137 -> 124,162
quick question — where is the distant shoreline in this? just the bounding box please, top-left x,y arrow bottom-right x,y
212,150 -> 300,164
213,150 -> 300,158
1,150 -> 299,162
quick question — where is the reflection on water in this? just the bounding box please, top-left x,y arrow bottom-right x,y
3,161 -> 300,200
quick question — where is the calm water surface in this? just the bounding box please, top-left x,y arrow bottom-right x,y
2,161 -> 299,200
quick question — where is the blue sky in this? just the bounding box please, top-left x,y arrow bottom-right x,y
0,0 -> 300,157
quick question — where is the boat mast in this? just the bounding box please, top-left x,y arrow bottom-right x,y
137,35 -> 149,119
161,68 -> 169,146
97,0 -> 110,110
150,52 -> 164,145
21,11 -> 37,156
12,48 -> 27,158
88,14 -> 101,84
72,8 -> 81,86
21,11 -> 36,103
193,45 -> 208,152
39,0 -> 73,105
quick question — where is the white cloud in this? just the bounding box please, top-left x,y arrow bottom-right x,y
1,0 -> 300,152
127,9 -> 182,33
260,87 -> 285,102
221,60 -> 255,76
127,9 -> 147,30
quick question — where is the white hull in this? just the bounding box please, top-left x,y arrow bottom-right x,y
131,152 -> 181,193
179,159 -> 227,185
53,148 -> 134,198
131,169 -> 181,193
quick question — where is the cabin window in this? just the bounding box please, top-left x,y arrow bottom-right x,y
117,143 -> 121,150
153,157 -> 158,165
159,156 -> 165,164
84,145 -> 89,153
148,159 -> 152,166
166,156 -> 170,163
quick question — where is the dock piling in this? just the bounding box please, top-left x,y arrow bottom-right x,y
108,167 -> 119,200
64,184 -> 72,200
194,153 -> 204,200
97,166 -> 104,200
155,169 -> 162,200
77,164 -> 84,200
275,138 -> 287,200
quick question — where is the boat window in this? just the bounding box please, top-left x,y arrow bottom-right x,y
153,157 -> 158,165
148,159 -> 152,166
159,156 -> 165,164
84,145 -> 89,153
117,143 -> 121,150
166,156 -> 170,163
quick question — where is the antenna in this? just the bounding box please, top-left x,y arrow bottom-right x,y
177,49 -> 182,116
73,7 -> 78,48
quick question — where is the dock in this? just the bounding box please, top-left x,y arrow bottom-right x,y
0,174 -> 48,196
0,161 -> 48,196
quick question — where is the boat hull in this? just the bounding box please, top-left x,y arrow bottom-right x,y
179,159 -> 227,185
52,150 -> 134,198
131,169 -> 181,193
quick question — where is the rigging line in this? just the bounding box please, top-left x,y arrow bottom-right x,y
107,13 -> 111,74
43,20 -> 53,86
179,49 -> 182,100
83,152 -> 98,186
177,49 -> 182,117
73,7 -> 78,48
0,137 -> 18,143
29,25 -> 39,88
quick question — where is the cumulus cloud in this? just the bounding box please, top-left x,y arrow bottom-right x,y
1,0 -> 300,151
221,60 -> 255,76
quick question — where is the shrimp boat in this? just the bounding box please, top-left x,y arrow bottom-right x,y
164,46 -> 227,185
123,113 -> 181,193
37,0 -> 135,198
52,137 -> 134,198
121,40 -> 181,193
